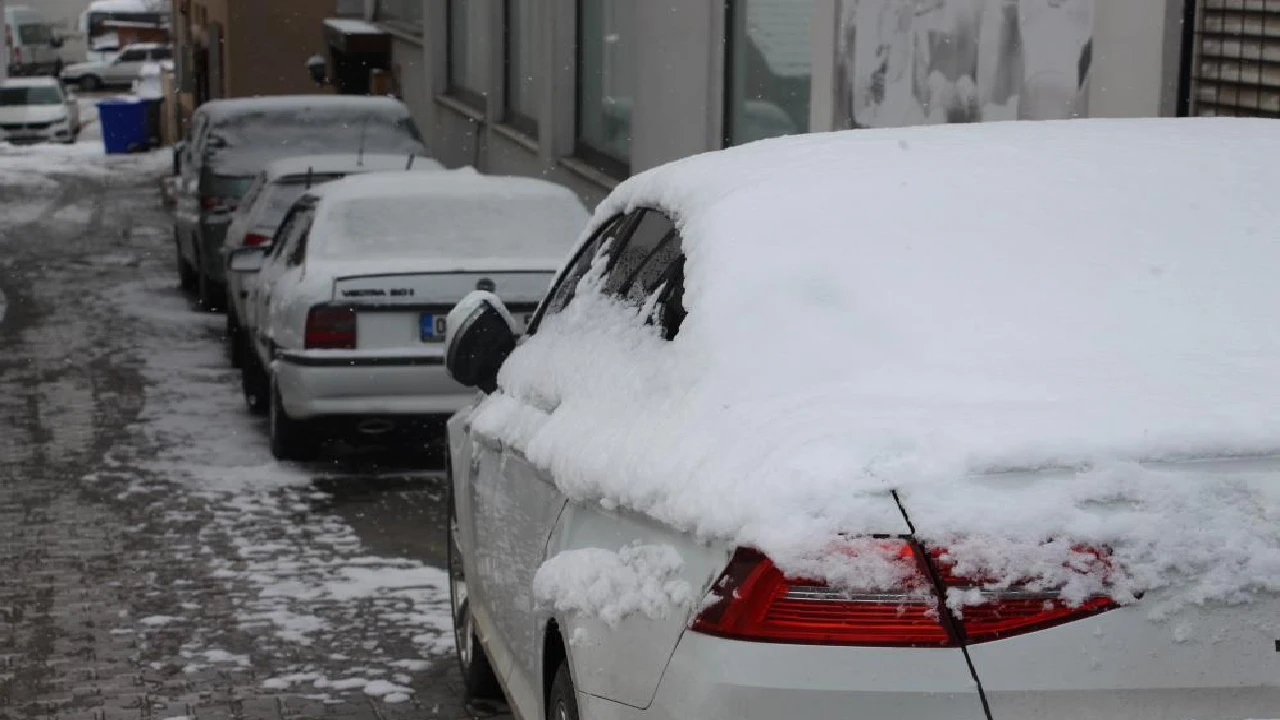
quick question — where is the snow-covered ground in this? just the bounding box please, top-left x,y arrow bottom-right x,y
0,135 -> 491,718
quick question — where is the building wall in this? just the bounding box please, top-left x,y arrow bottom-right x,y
397,0 -> 1185,206
231,0 -> 333,97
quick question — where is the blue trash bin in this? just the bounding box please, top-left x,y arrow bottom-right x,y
97,97 -> 150,155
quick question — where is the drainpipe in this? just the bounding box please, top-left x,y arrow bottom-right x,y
0,0 -> 8,82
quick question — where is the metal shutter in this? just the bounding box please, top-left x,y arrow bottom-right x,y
1188,0 -> 1280,116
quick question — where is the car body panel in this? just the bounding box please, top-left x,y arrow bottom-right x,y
578,633 -> 989,720
966,588 -> 1280,718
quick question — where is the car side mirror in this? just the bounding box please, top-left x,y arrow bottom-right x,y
50,36 -> 64,49
172,141 -> 185,175
445,291 -> 519,394
228,247 -> 267,274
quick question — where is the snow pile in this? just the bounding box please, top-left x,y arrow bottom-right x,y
533,544 -> 693,626
475,119 -> 1280,610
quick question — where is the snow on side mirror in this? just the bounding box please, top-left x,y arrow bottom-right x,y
228,247 -> 266,274
445,290 -> 519,394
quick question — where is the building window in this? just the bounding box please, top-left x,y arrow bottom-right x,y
448,0 -> 488,107
375,0 -> 424,35
724,0 -> 814,146
576,0 -> 634,176
504,0 -> 539,136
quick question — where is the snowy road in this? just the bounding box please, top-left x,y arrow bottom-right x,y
0,142 -> 509,719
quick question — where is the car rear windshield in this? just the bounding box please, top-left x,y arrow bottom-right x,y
260,175 -> 345,227
204,108 -> 425,173
320,193 -> 588,261
202,172 -> 255,200
0,86 -> 61,106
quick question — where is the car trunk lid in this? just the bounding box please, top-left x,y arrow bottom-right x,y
331,270 -> 555,351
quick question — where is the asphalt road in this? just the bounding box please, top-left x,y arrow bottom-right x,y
0,141 -> 511,720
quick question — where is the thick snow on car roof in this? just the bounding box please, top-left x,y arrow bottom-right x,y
308,171 -> 589,268
475,118 -> 1280,610
261,153 -> 443,182
199,94 -> 407,122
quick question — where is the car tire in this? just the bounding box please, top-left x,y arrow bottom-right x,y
547,661 -> 579,720
79,75 -> 101,92
198,273 -> 225,313
240,349 -> 269,416
176,234 -> 198,292
447,469 -> 503,700
227,310 -> 244,369
269,379 -> 317,462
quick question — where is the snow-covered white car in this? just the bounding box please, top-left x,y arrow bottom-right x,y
441,118 -> 1280,720
0,77 -> 79,144
222,153 -> 445,375
227,171 -> 590,461
59,43 -> 171,91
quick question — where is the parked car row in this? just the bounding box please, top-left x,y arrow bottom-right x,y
169,94 -> 589,462
167,109 -> 1280,720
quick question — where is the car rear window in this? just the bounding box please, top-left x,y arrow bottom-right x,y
204,108 -> 425,173
260,175 -> 346,227
319,193 -> 589,262
202,172 -> 255,200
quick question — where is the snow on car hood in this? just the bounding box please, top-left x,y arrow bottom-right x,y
0,105 -> 68,125
470,118 -> 1280,610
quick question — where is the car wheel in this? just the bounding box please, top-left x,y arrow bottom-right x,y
241,349 -> 269,416
79,75 -> 101,92
269,378 -> 317,461
176,234 -> 197,291
198,273 -> 225,313
547,661 -> 579,720
447,469 -> 502,700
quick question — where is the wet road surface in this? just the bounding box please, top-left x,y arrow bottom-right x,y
0,143 -> 511,720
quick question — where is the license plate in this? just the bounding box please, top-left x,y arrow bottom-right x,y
420,311 -> 535,342
420,313 -> 447,342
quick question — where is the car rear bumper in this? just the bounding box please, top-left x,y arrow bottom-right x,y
577,632 -> 989,720
274,351 -> 475,419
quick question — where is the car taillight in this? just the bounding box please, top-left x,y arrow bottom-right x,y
243,233 -> 269,247
200,195 -> 236,212
305,306 -> 356,350
691,542 -> 1116,647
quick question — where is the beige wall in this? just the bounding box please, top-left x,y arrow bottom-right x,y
185,0 -> 335,99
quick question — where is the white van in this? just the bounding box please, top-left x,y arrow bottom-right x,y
4,6 -> 64,77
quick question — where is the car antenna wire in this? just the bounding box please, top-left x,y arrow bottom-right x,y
405,154 -> 416,170
305,167 -> 313,190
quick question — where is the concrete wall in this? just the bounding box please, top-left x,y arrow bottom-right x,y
410,0 -> 727,209
1088,0 -> 1187,117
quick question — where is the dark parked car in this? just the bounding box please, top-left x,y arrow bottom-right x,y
171,95 -> 428,309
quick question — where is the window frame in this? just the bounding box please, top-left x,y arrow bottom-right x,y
721,0 -> 814,147
528,207 -> 687,340
502,0 -> 539,137
574,0 -> 632,179
446,0 -> 488,109
374,0 -> 424,36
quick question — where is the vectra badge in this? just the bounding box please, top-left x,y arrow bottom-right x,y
476,278 -> 496,292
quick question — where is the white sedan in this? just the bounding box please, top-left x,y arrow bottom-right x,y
0,77 -> 79,144
442,119 -> 1280,720
222,152 -> 445,387
227,171 -> 589,461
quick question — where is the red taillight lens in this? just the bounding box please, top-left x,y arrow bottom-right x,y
691,542 -> 1117,647
200,195 -> 236,212
243,233 -> 269,247
692,545 -> 951,647
305,306 -> 356,350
